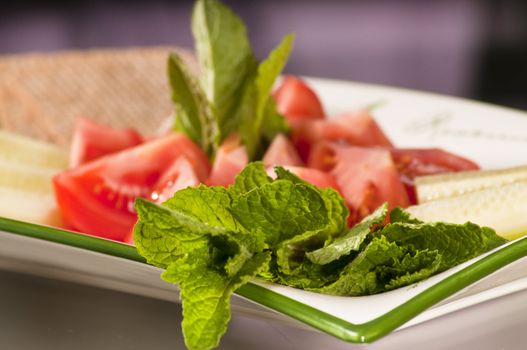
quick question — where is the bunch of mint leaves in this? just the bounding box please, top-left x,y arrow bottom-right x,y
169,0 -> 291,160
134,162 -> 506,350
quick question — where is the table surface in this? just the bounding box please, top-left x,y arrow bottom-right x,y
0,269 -> 525,350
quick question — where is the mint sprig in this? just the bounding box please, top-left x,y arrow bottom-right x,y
170,0 -> 291,159
134,162 -> 507,350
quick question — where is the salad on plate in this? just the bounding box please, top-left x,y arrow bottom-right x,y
1,1 -> 526,350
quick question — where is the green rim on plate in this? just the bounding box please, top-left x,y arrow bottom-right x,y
1,216 -> 526,343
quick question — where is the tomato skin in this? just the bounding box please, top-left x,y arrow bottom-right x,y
390,148 -> 479,174
69,117 -> 143,167
152,157 -> 201,203
309,142 -> 410,224
390,148 -> 480,204
331,110 -> 393,147
124,230 -> 135,245
206,134 -> 248,187
54,133 -> 210,241
273,76 -> 325,123
291,110 -> 393,161
263,134 -> 303,167
53,174 -> 138,240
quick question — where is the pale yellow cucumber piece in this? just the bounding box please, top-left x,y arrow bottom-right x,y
0,158 -> 60,193
0,130 -> 68,169
415,165 -> 527,203
0,187 -> 63,227
406,182 -> 527,240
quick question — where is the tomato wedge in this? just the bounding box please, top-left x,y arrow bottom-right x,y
69,117 -> 143,167
206,134 -> 248,187
273,75 -> 325,123
263,134 -> 303,167
152,156 -> 201,204
291,109 -> 393,161
53,133 -> 210,241
391,148 -> 480,175
309,142 -> 410,223
390,148 -> 480,204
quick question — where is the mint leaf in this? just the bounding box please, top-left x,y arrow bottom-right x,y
317,235 -> 407,296
319,187 -> 350,236
168,53 -> 215,155
209,232 -> 267,277
134,187 -> 246,269
261,99 -> 289,142
273,166 -> 348,237
230,180 -> 328,246
381,221 -> 507,271
241,34 -> 294,158
276,257 -> 342,289
134,189 -> 269,350
273,165 -> 302,182
163,249 -> 270,350
192,0 -> 257,142
313,215 -> 507,296
390,207 -> 423,224
255,34 -> 294,119
133,220 -> 188,269
228,161 -> 272,197
383,249 -> 442,291
134,198 -> 213,268
137,198 -> 228,239
307,203 -> 387,265
481,226 -> 511,248
276,229 -> 326,275
163,186 -> 240,233
314,237 -> 443,296
269,167 -> 348,274
273,227 -> 336,285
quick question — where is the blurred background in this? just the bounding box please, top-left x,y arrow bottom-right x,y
1,0 -> 526,109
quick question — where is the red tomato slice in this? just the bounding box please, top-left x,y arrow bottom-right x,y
309,142 -> 410,223
390,148 -> 479,174
69,117 -> 143,167
124,229 -> 135,245
390,148 -> 480,203
53,133 -> 210,241
263,134 -> 304,167
273,75 -> 325,123
291,109 -> 393,161
152,156 -> 201,203
331,110 -> 393,147
206,134 -> 248,187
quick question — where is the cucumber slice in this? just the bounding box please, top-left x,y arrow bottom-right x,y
0,158 -> 60,194
415,165 -> 527,203
406,182 -> 527,240
0,187 -> 63,227
0,131 -> 67,227
0,130 -> 68,169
